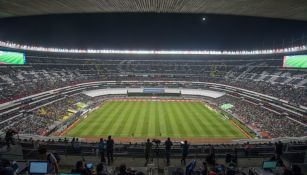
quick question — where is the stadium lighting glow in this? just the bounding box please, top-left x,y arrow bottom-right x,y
0,41 -> 306,55
202,17 -> 206,21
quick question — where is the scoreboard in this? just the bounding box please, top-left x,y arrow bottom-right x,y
283,55 -> 307,68
0,50 -> 25,64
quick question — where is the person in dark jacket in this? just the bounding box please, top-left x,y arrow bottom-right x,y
200,162 -> 208,175
71,160 -> 91,175
164,137 -> 173,165
5,129 -> 17,150
275,141 -> 283,158
71,137 -> 77,153
144,139 -> 152,166
106,135 -> 114,165
181,140 -> 189,165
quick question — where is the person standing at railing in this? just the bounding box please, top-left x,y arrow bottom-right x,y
5,129 -> 17,150
144,139 -> 152,166
71,137 -> 77,153
98,138 -> 106,163
106,135 -> 114,165
164,137 -> 173,166
181,140 -> 189,165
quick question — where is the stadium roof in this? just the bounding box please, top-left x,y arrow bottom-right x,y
1,0 -> 307,21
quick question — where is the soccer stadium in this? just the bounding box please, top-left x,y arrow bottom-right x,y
0,1 -> 307,175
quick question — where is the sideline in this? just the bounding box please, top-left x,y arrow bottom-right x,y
230,120 -> 252,139
59,118 -> 80,136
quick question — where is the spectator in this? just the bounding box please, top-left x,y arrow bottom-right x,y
208,167 -> 217,175
71,137 -> 76,152
214,95 -> 305,138
38,146 -> 59,174
75,138 -> 81,151
106,135 -> 114,165
200,162 -> 208,175
144,139 -> 152,166
71,160 -> 91,175
275,141 -> 283,158
0,159 -> 16,175
181,140 -> 189,165
98,138 -> 106,163
164,137 -> 173,166
5,129 -> 17,150
207,145 -> 215,165
244,142 -> 250,157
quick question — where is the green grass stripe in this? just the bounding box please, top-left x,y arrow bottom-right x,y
157,101 -> 169,137
82,101 -> 120,136
120,101 -> 142,137
104,102 -> 132,136
112,101 -> 136,136
126,101 -> 143,136
165,102 -> 181,137
169,102 -> 190,137
195,103 -> 242,137
134,102 -> 148,137
200,103 -> 241,136
153,102 -> 161,136
66,102 -> 116,136
91,102 -> 123,136
194,103 -> 231,137
140,101 -> 151,137
162,102 -> 178,137
177,102 -> 202,136
186,102 -> 215,137
147,102 -> 156,137
86,101 -> 126,136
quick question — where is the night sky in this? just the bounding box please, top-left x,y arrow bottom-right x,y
0,13 -> 306,50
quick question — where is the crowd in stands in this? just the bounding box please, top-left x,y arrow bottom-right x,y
0,65 -> 93,104
0,58 -> 306,139
0,94 -> 91,135
215,79 -> 307,107
0,58 -> 306,106
214,95 -> 305,138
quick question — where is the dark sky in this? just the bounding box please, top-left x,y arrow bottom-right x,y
0,13 -> 307,50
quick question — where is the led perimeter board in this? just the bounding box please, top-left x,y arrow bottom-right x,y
0,50 -> 26,64
283,55 -> 307,68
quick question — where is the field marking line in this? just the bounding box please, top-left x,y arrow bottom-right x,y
230,120 -> 252,139
59,118 -> 81,136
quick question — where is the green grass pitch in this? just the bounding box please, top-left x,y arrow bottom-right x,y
65,100 -> 247,139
